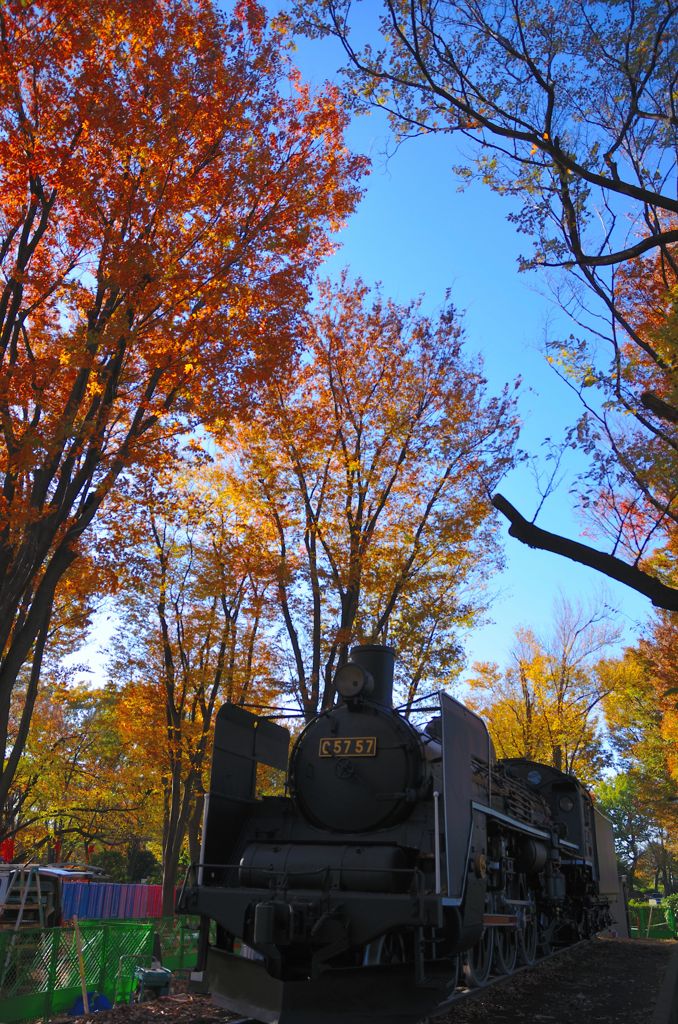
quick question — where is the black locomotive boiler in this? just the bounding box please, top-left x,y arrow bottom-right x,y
178,645 -> 623,1024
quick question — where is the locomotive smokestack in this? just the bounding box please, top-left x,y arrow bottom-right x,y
349,644 -> 395,707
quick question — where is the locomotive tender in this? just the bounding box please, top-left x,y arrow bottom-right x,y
178,644 -> 620,1024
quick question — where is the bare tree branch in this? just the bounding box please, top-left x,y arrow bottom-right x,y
492,493 -> 678,611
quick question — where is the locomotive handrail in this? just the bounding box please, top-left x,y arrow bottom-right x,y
188,861 -> 425,875
433,790 -> 442,895
176,862 -> 195,909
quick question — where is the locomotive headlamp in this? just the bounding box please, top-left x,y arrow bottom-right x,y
559,795 -> 575,813
335,663 -> 374,699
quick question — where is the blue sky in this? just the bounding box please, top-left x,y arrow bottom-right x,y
277,10 -> 650,673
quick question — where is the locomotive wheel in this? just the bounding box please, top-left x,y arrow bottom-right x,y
578,909 -> 594,940
363,930 -> 407,966
492,927 -> 518,974
462,927 -> 494,987
538,914 -> 555,956
381,931 -> 407,964
518,908 -> 538,965
445,954 -> 460,993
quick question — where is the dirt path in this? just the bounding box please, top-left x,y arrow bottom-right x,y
55,937 -> 675,1024
434,937 -> 674,1024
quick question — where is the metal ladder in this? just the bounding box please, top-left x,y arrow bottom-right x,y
0,865 -> 45,991
0,864 -> 45,931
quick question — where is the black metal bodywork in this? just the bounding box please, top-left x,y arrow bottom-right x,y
177,646 -> 614,1023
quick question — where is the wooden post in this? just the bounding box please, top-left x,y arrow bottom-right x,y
73,916 -> 90,1013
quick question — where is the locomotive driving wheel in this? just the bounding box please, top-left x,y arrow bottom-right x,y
462,926 -> 494,987
363,930 -> 407,966
538,913 -> 555,956
493,925 -> 518,974
518,902 -> 538,965
445,954 -> 460,992
380,931 -> 407,965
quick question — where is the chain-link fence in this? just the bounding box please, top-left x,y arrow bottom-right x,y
0,917 -> 201,1022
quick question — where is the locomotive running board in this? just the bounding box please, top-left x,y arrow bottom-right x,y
471,801 -> 551,840
204,947 -> 459,1024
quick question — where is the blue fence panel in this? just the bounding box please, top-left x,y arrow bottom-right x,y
61,881 -> 166,921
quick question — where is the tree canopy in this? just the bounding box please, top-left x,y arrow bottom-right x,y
594,774 -> 661,889
3,682 -> 151,863
108,461 -> 281,911
0,0 -> 364,806
221,273 -> 520,716
601,611 -> 678,826
468,596 -> 620,785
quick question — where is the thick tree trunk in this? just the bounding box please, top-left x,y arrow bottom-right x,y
162,769 -> 189,916
161,847 -> 181,918
161,761 -> 204,915
0,577 -> 61,808
187,794 -> 204,867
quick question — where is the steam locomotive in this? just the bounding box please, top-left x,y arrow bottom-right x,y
177,645 -> 623,1024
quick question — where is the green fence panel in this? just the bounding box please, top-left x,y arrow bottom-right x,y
81,920 -> 155,1005
0,920 -> 155,1023
74,916 -> 202,973
0,926 -> 63,1022
152,916 -> 200,971
0,917 -> 202,1022
629,903 -> 676,939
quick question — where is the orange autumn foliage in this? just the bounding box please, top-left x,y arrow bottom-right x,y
4,683 -> 154,860
600,606 -> 678,840
223,274 -> 520,717
636,613 -> 678,786
109,463 -> 283,911
0,0 -> 364,807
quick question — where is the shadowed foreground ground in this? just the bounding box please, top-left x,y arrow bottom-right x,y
53,937 -> 675,1024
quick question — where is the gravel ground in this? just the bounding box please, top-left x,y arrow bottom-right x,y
433,937 -> 674,1024
55,937 -> 675,1024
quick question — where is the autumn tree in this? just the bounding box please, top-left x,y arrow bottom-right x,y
594,774 -> 659,889
0,0 -> 364,807
2,682 -> 153,863
0,544 -> 120,845
638,837 -> 678,895
223,274 -> 520,718
468,596 -> 620,784
292,0 -> 678,608
600,611 -> 678,830
109,463 -> 281,913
